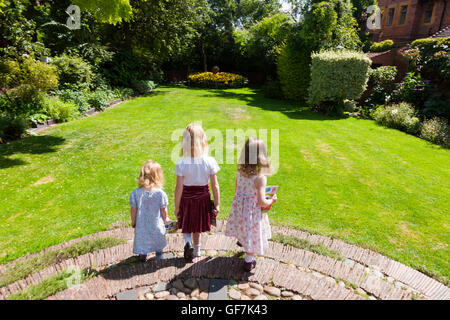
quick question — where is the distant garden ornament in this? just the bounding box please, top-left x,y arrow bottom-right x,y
212,66 -> 220,74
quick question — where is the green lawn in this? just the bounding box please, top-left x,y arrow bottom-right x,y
1,86 -> 449,282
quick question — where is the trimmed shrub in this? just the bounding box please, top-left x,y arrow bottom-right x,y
130,80 -> 155,94
277,44 -> 310,101
113,88 -> 134,100
52,55 -> 93,90
187,72 -> 248,88
392,72 -> 430,110
41,96 -> 79,122
308,50 -> 371,114
373,102 -> 421,135
369,40 -> 394,52
420,117 -> 449,147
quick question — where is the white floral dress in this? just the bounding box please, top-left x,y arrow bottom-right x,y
129,188 -> 168,255
225,173 -> 272,255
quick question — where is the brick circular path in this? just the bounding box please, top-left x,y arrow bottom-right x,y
1,221 -> 448,300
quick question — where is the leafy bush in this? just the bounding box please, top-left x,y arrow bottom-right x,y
369,40 -> 394,52
277,44 -> 311,101
261,79 -> 284,99
404,37 -> 450,80
0,115 -> 29,141
422,93 -> 450,120
420,117 -> 449,147
373,102 -> 421,135
363,66 -> 398,112
29,113 -> 49,125
308,50 -> 371,114
41,96 -> 79,122
52,89 -> 91,113
392,72 -> 430,110
0,58 -> 58,116
88,90 -> 116,111
187,72 -> 248,88
130,80 -> 155,94
113,87 -> 134,100
369,66 -> 398,87
52,54 -> 93,90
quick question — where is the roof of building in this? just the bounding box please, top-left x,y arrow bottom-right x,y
431,25 -> 450,38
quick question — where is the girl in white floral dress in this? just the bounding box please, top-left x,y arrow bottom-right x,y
225,138 -> 277,271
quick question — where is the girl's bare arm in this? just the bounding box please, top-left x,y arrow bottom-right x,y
130,207 -> 137,228
174,175 -> 184,218
254,175 -> 277,208
210,174 -> 220,213
160,207 -> 169,225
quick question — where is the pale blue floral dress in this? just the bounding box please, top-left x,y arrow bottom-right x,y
129,188 -> 168,255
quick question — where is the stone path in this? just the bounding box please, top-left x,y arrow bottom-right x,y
1,221 -> 448,300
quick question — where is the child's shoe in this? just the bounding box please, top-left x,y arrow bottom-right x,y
243,260 -> 256,272
184,242 -> 194,262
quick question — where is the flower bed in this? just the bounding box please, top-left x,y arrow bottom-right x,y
187,72 -> 248,88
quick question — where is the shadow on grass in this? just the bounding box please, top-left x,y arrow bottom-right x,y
0,135 -> 66,169
195,88 -> 347,121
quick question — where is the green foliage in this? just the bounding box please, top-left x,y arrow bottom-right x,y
52,55 -> 93,90
0,0 -> 49,59
369,40 -> 394,52
369,66 -> 397,87
233,13 -> 292,77
130,80 -> 156,95
41,96 -> 79,122
422,93 -> 450,120
0,115 -> 28,141
52,89 -> 91,113
0,58 -> 58,116
100,51 -> 150,88
72,0 -> 133,24
87,90 -> 116,111
29,113 -> 49,125
420,117 -> 449,148
373,102 -> 421,135
406,37 -> 450,80
363,66 -> 398,113
308,50 -> 371,114
187,72 -> 248,88
113,87 -> 135,100
277,44 -> 311,101
392,72 -> 430,110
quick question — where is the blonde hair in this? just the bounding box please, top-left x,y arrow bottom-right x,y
137,160 -> 164,189
180,123 -> 209,158
238,138 -> 272,177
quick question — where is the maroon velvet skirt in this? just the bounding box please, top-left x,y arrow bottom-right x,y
178,185 -> 212,233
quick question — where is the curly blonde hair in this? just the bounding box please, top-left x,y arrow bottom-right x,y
238,138 -> 272,177
137,160 -> 164,189
180,123 -> 209,158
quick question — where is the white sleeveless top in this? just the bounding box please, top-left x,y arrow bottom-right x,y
175,156 -> 220,186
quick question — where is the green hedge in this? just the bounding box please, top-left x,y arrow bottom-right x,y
277,44 -> 311,101
369,40 -> 394,52
52,54 -> 93,90
308,50 -> 371,113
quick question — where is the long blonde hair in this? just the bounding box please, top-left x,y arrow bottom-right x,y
137,160 -> 164,189
238,138 -> 272,177
180,123 -> 209,158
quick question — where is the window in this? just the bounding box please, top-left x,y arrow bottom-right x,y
424,5 -> 434,23
399,5 -> 408,25
388,8 -> 395,26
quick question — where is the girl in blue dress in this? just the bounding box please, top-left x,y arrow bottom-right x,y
130,160 -> 169,262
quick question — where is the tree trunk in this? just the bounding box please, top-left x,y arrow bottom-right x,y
202,42 -> 207,72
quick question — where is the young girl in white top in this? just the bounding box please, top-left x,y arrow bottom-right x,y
225,138 -> 277,271
174,123 -> 220,261
130,160 -> 170,262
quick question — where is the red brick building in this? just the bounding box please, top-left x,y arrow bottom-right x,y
370,0 -> 450,43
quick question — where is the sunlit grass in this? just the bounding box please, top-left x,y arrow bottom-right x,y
0,85 -> 448,283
